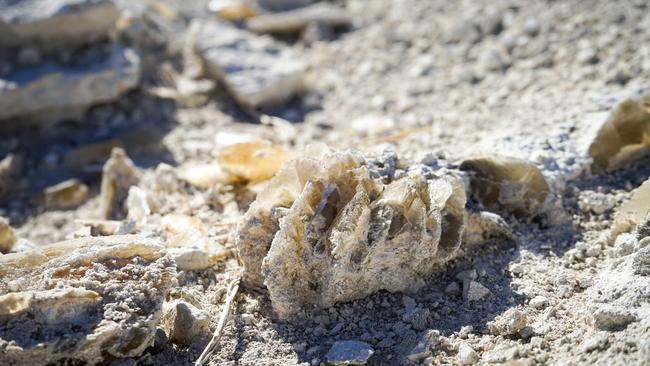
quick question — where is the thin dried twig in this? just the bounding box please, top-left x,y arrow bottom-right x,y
195,273 -> 242,366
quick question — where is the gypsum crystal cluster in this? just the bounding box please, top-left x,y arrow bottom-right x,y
234,146 -> 467,317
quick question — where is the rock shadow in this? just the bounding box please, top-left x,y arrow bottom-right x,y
0,90 -> 178,224
242,237 -> 523,365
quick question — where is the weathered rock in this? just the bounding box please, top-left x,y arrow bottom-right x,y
463,280 -> 491,301
0,216 -> 16,253
484,343 -> 519,363
402,308 -> 431,331
217,140 -> 291,184
62,138 -> 123,172
460,155 -> 549,218
633,246 -> 650,276
325,340 -> 374,365
588,94 -> 650,171
191,20 -> 304,107
0,153 -> 22,199
236,146 -> 466,317
592,306 -> 637,331
209,0 -> 260,21
529,295 -> 548,310
100,147 -> 140,220
125,186 -> 150,223
43,178 -> 89,209
246,3 -> 351,35
167,247 -> 211,271
458,343 -> 479,365
0,0 -> 121,48
463,210 -> 515,246
488,308 -> 528,336
406,330 -> 439,362
445,281 -> 461,296
606,178 -> 650,243
0,45 -> 140,121
257,0 -> 316,12
590,241 -> 649,331
161,300 -> 210,346
637,211 -> 650,240
581,332 -> 609,353
0,235 -> 176,366
178,162 -> 227,189
617,178 -> 650,225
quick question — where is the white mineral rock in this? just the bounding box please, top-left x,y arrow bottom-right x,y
235,146 -> 466,317
190,20 -> 304,108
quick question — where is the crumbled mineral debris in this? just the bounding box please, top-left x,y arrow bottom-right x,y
236,145 -> 466,317
0,235 -> 176,366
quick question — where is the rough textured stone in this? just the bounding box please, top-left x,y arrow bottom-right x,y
588,94 -> 650,171
458,343 -> 479,365
168,247 -> 211,271
235,146 -> 466,317
616,178 -> 650,226
0,154 -> 21,199
463,280 -> 490,301
246,3 -> 351,35
43,179 -> 89,209
0,0 -> 120,48
125,186 -> 150,223
406,330 -> 439,362
0,45 -> 140,121
161,300 -> 210,346
0,216 -> 16,253
460,155 -> 549,218
488,308 -> 528,336
191,20 -> 304,108
590,231 -> 649,331
100,147 -> 140,220
325,340 -> 374,365
0,235 -> 176,366
529,295 -> 549,310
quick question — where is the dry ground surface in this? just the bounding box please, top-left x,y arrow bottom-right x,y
1,0 -> 649,365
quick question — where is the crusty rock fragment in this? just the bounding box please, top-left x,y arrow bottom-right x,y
588,94 -> 650,171
235,146 -> 466,317
607,178 -> 650,243
460,155 -> 549,218
210,0 -> 260,21
43,178 -> 89,209
0,235 -> 176,366
100,147 -> 140,219
0,45 -> 140,121
590,237 -> 648,331
0,0 -> 121,48
617,178 -> 650,225
463,280 -> 490,301
161,300 -> 210,346
0,216 -> 16,253
592,306 -> 637,331
217,140 -> 291,184
0,154 -> 22,199
246,3 -> 351,35
190,20 -> 304,107
458,343 -> 479,365
325,340 -> 374,366
125,186 -> 150,223
488,308 -> 528,336
178,163 -> 227,189
463,210 -> 514,246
